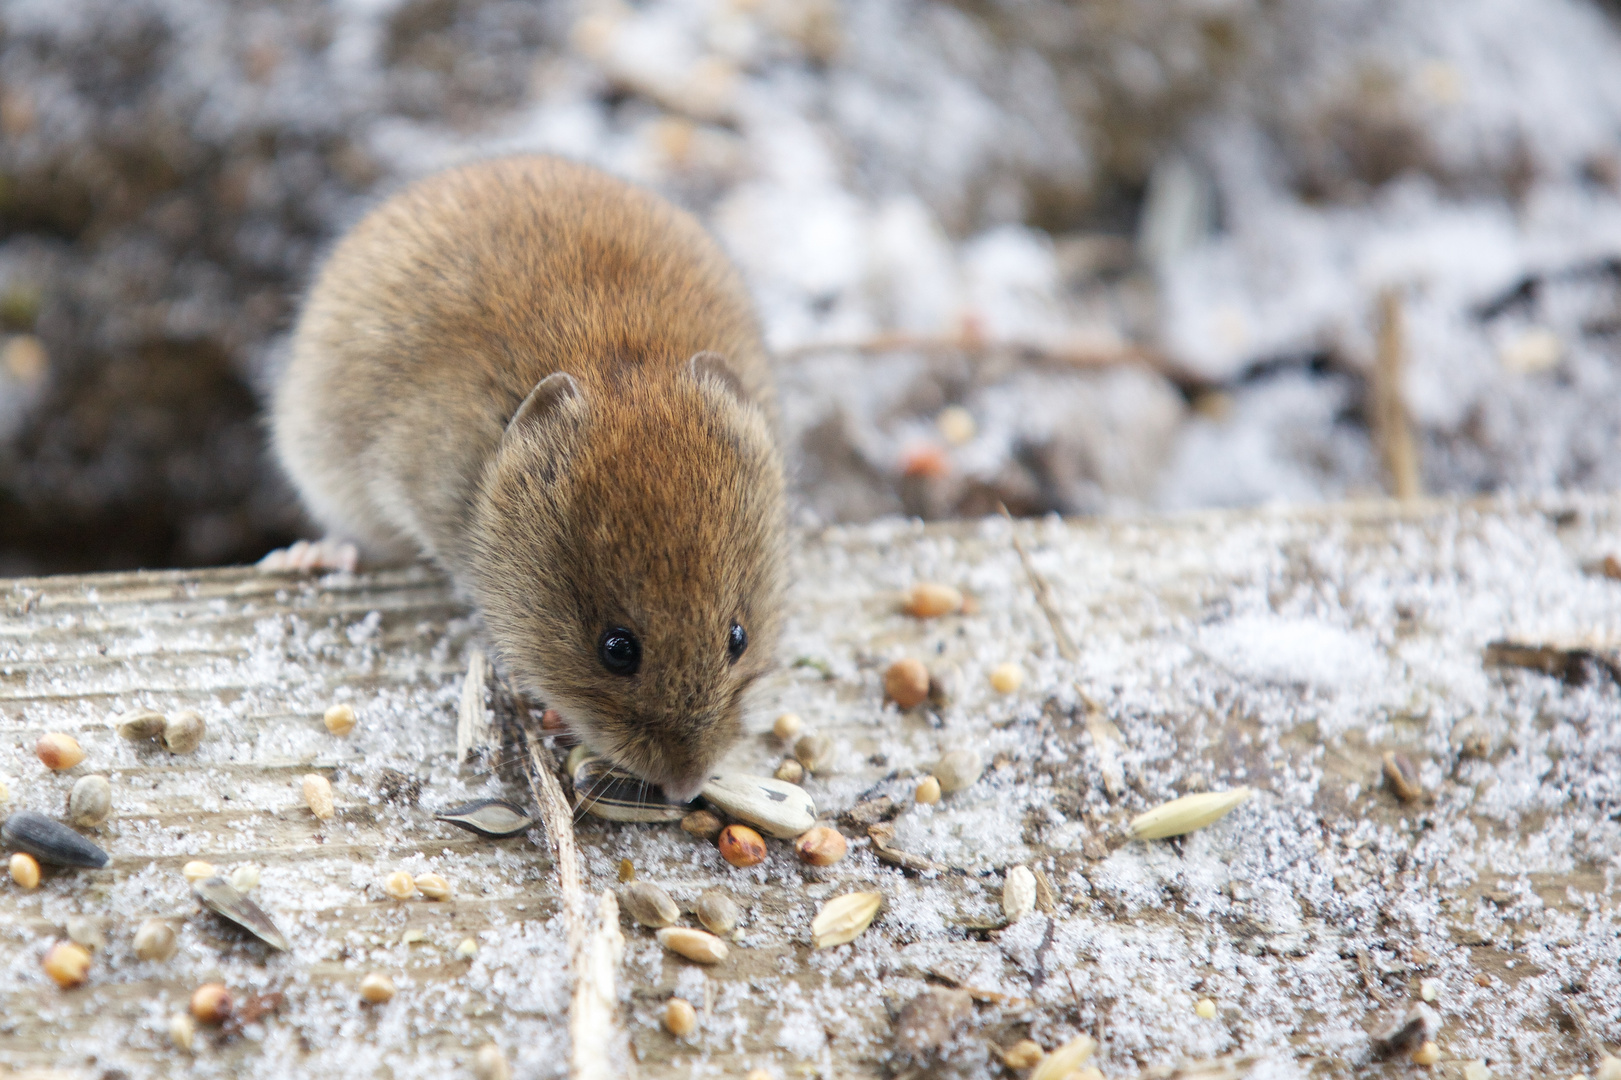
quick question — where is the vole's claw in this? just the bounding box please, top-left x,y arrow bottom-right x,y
257,538 -> 359,574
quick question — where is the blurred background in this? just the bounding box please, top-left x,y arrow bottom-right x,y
0,0 -> 1619,574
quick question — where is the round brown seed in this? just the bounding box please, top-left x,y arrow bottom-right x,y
382,871 -> 416,900
663,996 -> 697,1037
162,710 -> 206,754
190,983 -> 232,1024
989,662 -> 1023,694
904,582 -> 963,618
795,826 -> 847,867
43,941 -> 91,988
680,809 -> 724,841
774,758 -> 805,784
359,972 -> 396,1003
36,733 -> 84,771
10,852 -> 40,889
323,703 -> 357,736
772,712 -> 803,741
884,659 -> 930,708
69,774 -> 112,827
793,733 -> 832,773
914,776 -> 942,804
115,709 -> 166,741
133,918 -> 177,962
718,824 -> 767,868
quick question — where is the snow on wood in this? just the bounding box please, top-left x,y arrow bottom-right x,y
1,496 -> 1620,1078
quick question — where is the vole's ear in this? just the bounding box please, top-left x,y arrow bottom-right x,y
505,372 -> 583,439
688,351 -> 745,403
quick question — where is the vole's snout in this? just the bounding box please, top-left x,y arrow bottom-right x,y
662,775 -> 709,804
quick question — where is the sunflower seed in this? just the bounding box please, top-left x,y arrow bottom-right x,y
700,773 -> 816,839
435,799 -> 537,839
571,756 -> 692,823
1,810 -> 109,868
193,875 -> 290,951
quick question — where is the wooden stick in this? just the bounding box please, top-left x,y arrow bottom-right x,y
521,725 -> 630,1079
1373,289 -> 1423,501
456,647 -> 493,765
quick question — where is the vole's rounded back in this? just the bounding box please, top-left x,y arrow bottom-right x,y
273,155 -> 785,798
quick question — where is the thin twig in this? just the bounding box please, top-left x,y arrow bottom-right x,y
1000,504 -> 1078,663
520,724 -> 630,1079
1373,288 -> 1423,501
456,647 -> 493,765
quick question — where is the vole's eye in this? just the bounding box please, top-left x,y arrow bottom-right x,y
727,621 -> 747,663
598,627 -> 641,676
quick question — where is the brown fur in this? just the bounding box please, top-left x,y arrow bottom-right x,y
272,155 -> 785,797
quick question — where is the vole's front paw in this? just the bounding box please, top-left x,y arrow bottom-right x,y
256,538 -> 359,574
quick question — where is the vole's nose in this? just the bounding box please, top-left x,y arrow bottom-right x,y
661,775 -> 709,804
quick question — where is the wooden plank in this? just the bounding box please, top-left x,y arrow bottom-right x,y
0,496 -> 1619,1078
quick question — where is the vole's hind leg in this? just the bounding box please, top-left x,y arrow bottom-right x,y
256,538 -> 362,574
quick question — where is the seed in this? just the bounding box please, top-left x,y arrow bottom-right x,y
115,709 -> 166,741
989,662 -> 1023,694
66,915 -> 105,951
904,582 -> 963,618
772,712 -> 802,741
935,405 -> 976,445
191,983 -> 232,1024
436,798 -> 536,838
43,941 -> 91,987
933,749 -> 983,794
1420,978 -> 1440,1001
884,658 -> 930,708
383,871 -> 415,899
1383,751 -> 1423,802
36,732 -> 84,771
359,972 -> 395,1003
914,776 -> 941,804
694,890 -> 741,936
1411,1041 -> 1440,1066
68,774 -> 112,827
702,773 -> 818,838
1129,787 -> 1252,840
473,1042 -> 511,1080
456,937 -> 479,959
1030,1035 -> 1097,1080
718,824 -> 767,867
1195,997 -> 1217,1019
619,882 -> 680,928
811,891 -> 883,948
775,758 -> 805,783
162,710 -> 206,754
302,773 -> 335,820
618,858 -> 635,883
10,852 -> 40,888
323,703 -> 356,736
893,986 -> 973,1056
1003,866 -> 1036,924
182,860 -> 215,882
744,1072 -> 771,1080
680,809 -> 724,841
1004,1040 -> 1043,1068
169,1012 -> 196,1051
133,918 -> 177,961
414,872 -> 452,901
795,826 -> 847,866
402,929 -> 428,945
571,754 -> 691,822
663,996 -> 697,1036
656,926 -> 729,964
193,874 -> 291,951
793,734 -> 833,773
1074,1070 -> 1104,1080
2,810 -> 109,868
230,865 -> 260,893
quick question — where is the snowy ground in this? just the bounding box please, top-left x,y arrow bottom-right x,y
2,496 -> 1620,1077
0,0 -> 1619,571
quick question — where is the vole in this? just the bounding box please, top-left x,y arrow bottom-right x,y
270,155 -> 786,801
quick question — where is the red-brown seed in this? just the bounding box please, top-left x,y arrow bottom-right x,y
795,826 -> 848,867
190,983 -> 233,1024
884,658 -> 930,709
36,732 -> 85,771
718,824 -> 767,868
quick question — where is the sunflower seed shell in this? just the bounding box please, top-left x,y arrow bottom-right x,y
700,774 -> 816,839
1,810 -> 110,868
193,875 -> 290,951
435,799 -> 538,839
571,756 -> 693,823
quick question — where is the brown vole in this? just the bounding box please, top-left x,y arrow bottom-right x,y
271,155 -> 786,800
